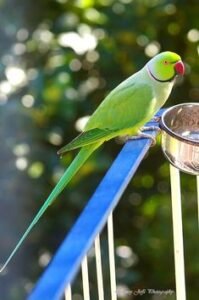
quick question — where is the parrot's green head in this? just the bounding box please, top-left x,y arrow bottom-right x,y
147,51 -> 185,82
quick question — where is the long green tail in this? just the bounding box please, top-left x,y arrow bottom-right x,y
0,142 -> 102,273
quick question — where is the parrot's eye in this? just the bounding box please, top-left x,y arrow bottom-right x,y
164,60 -> 168,65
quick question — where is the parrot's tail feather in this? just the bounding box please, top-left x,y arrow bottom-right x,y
0,142 -> 102,273
57,128 -> 115,154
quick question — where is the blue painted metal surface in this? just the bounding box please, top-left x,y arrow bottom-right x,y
28,116 -> 162,300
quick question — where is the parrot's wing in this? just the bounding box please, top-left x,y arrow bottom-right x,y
85,79 -> 155,132
58,128 -> 116,155
59,82 -> 155,155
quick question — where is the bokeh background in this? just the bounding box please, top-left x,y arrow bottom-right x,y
0,0 -> 198,299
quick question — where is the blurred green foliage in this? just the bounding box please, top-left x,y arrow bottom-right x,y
0,0 -> 198,299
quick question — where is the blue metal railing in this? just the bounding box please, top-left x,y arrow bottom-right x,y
28,117 -> 161,300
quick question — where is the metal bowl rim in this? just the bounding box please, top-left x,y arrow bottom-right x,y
160,102 -> 199,146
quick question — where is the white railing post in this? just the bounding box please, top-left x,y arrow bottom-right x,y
81,255 -> 90,300
170,164 -> 186,300
95,234 -> 105,300
65,285 -> 72,300
107,212 -> 117,300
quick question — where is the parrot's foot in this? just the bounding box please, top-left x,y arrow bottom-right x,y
127,132 -> 156,146
127,126 -> 160,146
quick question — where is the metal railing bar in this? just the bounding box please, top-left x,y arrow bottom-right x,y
64,285 -> 72,300
94,234 -> 104,300
81,256 -> 90,300
107,212 -> 117,300
169,165 -> 186,300
28,123 -> 160,300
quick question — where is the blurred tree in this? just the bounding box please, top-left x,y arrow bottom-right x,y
0,0 -> 198,299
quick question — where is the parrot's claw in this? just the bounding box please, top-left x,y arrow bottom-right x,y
140,125 -> 161,133
151,116 -> 161,123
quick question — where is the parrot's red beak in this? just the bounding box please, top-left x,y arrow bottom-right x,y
174,61 -> 185,76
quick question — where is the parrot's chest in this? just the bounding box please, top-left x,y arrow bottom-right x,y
153,81 -> 173,109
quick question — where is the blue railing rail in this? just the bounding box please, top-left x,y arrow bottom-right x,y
28,113 -> 162,300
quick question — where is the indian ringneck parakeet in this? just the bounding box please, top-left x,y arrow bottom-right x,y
0,51 -> 184,272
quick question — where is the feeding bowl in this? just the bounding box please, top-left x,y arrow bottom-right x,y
160,103 -> 199,175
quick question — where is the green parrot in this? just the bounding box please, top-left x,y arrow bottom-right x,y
0,51 -> 184,272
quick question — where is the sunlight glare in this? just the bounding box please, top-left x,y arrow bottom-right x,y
75,115 -> 90,132
145,41 -> 160,57
15,157 -> 28,171
13,143 -> 30,156
187,29 -> 199,42
21,95 -> 35,108
58,31 -> 97,54
0,81 -> 12,94
5,66 -> 27,87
